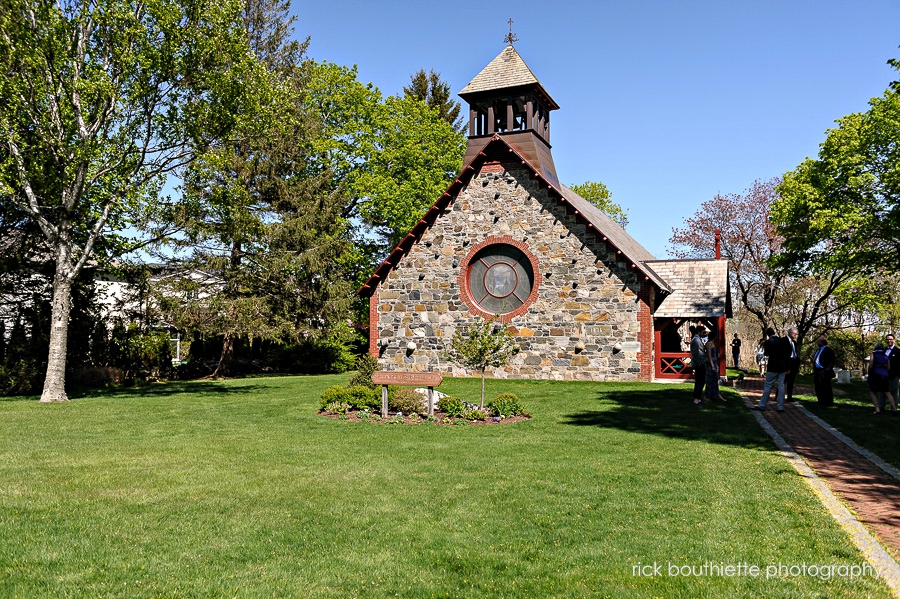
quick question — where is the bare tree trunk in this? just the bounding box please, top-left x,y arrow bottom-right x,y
210,331 -> 234,378
40,247 -> 74,402
480,369 -> 485,408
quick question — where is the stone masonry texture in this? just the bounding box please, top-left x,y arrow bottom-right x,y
371,162 -> 652,382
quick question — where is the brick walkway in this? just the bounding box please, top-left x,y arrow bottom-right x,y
741,376 -> 900,562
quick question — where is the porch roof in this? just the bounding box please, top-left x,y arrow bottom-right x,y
644,259 -> 731,318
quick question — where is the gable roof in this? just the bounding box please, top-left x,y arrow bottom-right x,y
459,45 -> 559,110
643,259 -> 731,318
357,134 -> 670,297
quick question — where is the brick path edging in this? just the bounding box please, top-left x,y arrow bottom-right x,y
794,403 -> 900,482
740,389 -> 900,597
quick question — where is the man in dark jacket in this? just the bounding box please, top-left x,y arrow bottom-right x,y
812,336 -> 836,406
880,333 -> 900,411
751,327 -> 791,412
784,327 -> 801,402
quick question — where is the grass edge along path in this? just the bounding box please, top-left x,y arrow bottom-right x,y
0,375 -> 896,598
741,386 -> 900,597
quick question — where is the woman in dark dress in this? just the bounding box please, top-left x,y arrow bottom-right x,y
705,336 -> 725,401
868,342 -> 896,414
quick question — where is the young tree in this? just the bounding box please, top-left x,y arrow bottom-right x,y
569,180 -> 629,228
446,316 -> 519,408
403,68 -> 464,132
0,0 -> 261,401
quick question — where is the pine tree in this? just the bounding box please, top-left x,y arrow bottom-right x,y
404,69 -> 464,132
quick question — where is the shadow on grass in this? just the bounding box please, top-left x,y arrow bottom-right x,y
561,386 -> 773,450
68,380 -> 268,401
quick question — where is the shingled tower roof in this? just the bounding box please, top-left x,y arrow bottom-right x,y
459,45 -> 558,110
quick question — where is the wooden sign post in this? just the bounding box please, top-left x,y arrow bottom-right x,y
371,371 -> 443,418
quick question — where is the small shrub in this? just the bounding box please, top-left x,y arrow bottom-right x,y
461,407 -> 487,421
324,401 -> 351,415
389,387 -> 425,415
346,385 -> 380,410
388,413 -> 405,425
320,385 -> 349,410
437,395 -> 464,417
488,393 -> 525,417
453,418 -> 469,426
347,354 -> 379,389
357,409 -> 371,422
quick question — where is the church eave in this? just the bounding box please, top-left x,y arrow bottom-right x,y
357,135 -> 668,296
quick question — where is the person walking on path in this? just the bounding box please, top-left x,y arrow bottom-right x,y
691,324 -> 708,405
812,336 -> 836,406
731,333 -> 741,369
751,327 -> 791,412
879,333 -> 900,412
868,342 -> 897,415
784,327 -> 801,403
706,335 -> 725,401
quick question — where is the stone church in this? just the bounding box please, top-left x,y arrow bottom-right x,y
359,45 -> 730,382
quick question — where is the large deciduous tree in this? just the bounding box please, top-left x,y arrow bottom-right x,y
303,62 -> 466,282
771,84 -> 900,276
0,0 -> 261,401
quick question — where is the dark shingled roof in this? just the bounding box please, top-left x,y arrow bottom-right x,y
643,259 -> 731,318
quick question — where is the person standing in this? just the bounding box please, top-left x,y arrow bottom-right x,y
880,333 -> 900,412
868,342 -> 897,415
706,335 -> 725,401
755,339 -> 767,375
812,336 -> 836,406
731,333 -> 742,369
784,327 -> 801,403
691,324 -> 708,405
751,327 -> 791,412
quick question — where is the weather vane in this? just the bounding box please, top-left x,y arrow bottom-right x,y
503,18 -> 519,45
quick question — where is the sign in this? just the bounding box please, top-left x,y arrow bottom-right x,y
371,371 -> 443,387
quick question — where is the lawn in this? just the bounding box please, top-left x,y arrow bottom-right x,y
0,375 -> 892,598
793,375 -> 900,470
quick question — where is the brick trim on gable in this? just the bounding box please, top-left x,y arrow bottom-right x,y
457,235 -> 542,323
368,288 -> 380,357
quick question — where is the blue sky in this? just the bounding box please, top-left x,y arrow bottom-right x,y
292,0 -> 900,258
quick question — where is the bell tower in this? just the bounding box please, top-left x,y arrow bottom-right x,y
458,44 -> 560,186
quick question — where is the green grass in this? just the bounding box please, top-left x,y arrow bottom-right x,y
0,376 -> 892,598
793,375 -> 900,470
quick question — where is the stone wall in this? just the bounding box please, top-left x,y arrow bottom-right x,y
370,162 -> 653,381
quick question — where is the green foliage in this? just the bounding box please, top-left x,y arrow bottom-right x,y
388,387 -> 424,415
0,0 -> 263,400
303,62 -> 466,281
437,395 -> 464,417
265,326 -> 359,375
324,402 -> 351,415
347,354 -> 379,388
825,330 -> 881,371
488,393 -> 525,417
345,386 -> 380,411
460,408 -> 487,421
388,413 -> 405,425
403,68 -> 464,132
452,419 -> 469,426
569,181 -> 629,228
320,385 -> 349,410
772,87 -> 900,278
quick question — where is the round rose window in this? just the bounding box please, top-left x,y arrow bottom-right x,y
466,244 -> 535,314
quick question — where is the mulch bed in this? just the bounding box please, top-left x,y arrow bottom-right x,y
319,410 -> 531,425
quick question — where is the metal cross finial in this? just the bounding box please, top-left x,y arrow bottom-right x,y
503,18 -> 519,45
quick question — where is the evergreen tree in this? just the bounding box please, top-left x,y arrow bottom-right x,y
404,68 -> 465,132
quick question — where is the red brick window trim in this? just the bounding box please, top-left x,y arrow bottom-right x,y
458,236 -> 542,323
